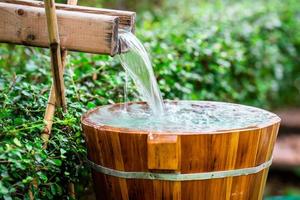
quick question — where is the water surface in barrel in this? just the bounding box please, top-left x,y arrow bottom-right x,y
118,31 -> 164,114
86,101 -> 279,133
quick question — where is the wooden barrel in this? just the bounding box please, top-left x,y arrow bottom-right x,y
81,101 -> 280,200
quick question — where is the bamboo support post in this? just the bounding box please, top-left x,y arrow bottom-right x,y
42,0 -> 77,197
41,50 -> 68,148
44,0 -> 66,112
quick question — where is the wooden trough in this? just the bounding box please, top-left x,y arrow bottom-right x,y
0,0 -> 135,55
82,101 -> 280,200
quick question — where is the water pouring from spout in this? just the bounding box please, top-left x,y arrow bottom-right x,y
117,31 -> 165,115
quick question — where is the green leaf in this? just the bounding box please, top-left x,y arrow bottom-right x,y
22,176 -> 33,184
37,172 -> 48,183
3,195 -> 12,200
87,102 -> 96,109
13,138 -> 22,147
50,184 -> 56,195
25,144 -> 32,152
52,159 -> 62,166
60,148 -> 66,155
0,181 -> 9,195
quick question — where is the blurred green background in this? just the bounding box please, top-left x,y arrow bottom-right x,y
0,0 -> 300,199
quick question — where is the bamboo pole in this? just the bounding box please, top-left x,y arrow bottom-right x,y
41,85 -> 56,147
42,0 -> 77,199
44,0 -> 66,111
41,0 -> 71,148
41,50 -> 68,149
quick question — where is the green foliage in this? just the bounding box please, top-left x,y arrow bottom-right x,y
266,196 -> 300,200
0,0 -> 300,199
0,49 -> 128,199
138,0 -> 300,107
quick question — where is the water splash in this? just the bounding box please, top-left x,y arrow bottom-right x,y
118,31 -> 164,114
87,101 -> 280,133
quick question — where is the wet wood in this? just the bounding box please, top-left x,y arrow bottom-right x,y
81,103 -> 281,200
0,2 -> 119,55
1,0 -> 135,32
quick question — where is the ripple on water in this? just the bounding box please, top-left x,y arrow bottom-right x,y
86,101 -> 280,133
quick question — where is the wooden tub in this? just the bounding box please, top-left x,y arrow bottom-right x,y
81,101 -> 280,200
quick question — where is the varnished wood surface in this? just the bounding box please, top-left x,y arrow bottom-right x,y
82,103 -> 280,200
148,134 -> 180,171
0,2 -> 119,55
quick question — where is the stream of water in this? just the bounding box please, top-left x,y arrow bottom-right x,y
118,31 -> 165,114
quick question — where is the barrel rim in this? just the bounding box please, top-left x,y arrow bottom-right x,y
81,100 -> 281,135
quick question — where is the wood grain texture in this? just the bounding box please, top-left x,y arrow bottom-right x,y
1,0 -> 135,32
81,103 -> 280,200
0,2 -> 119,55
148,134 -> 180,171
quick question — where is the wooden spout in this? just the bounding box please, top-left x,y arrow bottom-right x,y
1,0 -> 135,32
0,0 -> 136,55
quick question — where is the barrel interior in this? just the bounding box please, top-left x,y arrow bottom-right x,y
81,101 -> 280,200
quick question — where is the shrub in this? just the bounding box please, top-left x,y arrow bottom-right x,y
138,0 -> 300,107
0,0 -> 299,199
0,51 -> 125,199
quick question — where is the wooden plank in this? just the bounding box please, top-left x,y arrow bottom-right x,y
0,2 -> 119,55
0,0 -> 135,32
110,132 -> 129,200
147,134 -> 180,171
